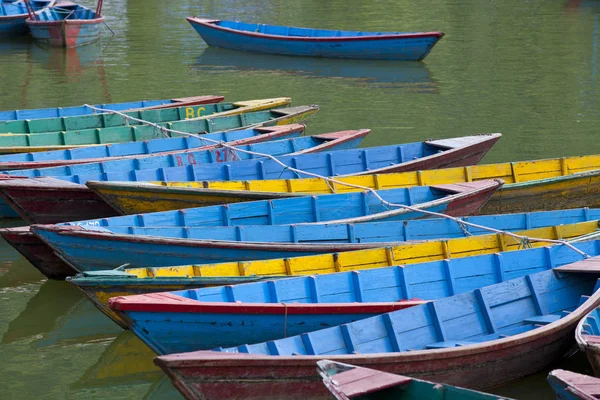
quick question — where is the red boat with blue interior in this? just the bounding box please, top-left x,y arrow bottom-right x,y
25,0 -> 104,47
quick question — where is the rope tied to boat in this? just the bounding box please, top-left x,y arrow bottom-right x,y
282,302 -> 289,338
80,104 -> 592,259
519,236 -> 533,249
456,219 -> 472,237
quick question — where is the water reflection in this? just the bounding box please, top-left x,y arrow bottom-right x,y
74,331 -> 161,388
193,47 -> 439,91
2,280 -> 120,346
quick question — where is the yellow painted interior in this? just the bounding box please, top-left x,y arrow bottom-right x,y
150,154 -> 600,193
122,220 -> 600,278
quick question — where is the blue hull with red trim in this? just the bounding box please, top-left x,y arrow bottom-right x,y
108,239 -> 600,355
187,17 -> 444,61
0,0 -> 54,36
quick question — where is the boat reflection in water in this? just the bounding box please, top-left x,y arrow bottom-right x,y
74,331 -> 183,399
2,280 -> 120,346
192,47 -> 438,91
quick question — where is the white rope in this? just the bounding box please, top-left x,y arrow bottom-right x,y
83,104 -> 593,258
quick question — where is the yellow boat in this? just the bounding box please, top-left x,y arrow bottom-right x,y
68,219 -> 600,327
86,154 -> 600,215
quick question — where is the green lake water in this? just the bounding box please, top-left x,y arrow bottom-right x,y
0,0 -> 599,398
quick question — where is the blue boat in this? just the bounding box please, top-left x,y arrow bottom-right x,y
0,124 -> 305,171
0,0 -> 53,36
110,239 -> 600,355
548,369 -> 600,400
0,95 -> 223,122
30,179 -> 501,272
47,207 -> 600,268
153,265 -> 600,399
0,133 -> 501,224
26,1 -> 104,48
187,17 -> 444,61
2,128 -> 363,178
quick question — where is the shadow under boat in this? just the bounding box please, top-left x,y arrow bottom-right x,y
192,47 -> 438,90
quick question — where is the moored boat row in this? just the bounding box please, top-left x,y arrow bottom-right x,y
1,93 -> 599,400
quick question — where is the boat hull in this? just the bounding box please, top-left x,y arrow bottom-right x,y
481,171 -> 600,215
0,226 -> 72,279
90,133 -> 501,214
155,320 -> 579,400
0,14 -> 28,35
187,18 -> 444,61
27,18 -> 105,48
31,181 -> 500,272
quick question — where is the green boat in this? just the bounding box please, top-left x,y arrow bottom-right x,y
0,104 -> 319,154
0,97 -> 288,134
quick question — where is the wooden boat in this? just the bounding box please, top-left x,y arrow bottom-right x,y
67,219 -> 600,327
108,238 -> 600,353
163,154 -> 600,215
0,123 -> 309,222
31,180 -> 502,272
0,97 -> 278,134
0,133 -> 498,223
0,97 -> 286,134
0,95 -> 225,122
576,304 -> 600,376
547,369 -> 600,400
0,128 -> 368,277
0,0 -> 54,36
317,360 -> 513,400
0,123 -> 304,171
153,266 -> 600,400
0,102 -> 313,154
4,128 -> 365,177
86,133 -> 502,214
186,17 -> 444,61
25,0 -> 103,47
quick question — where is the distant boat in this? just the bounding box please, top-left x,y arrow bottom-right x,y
318,360 -> 514,400
26,1 -> 104,47
187,17 -> 444,61
0,0 -> 54,36
547,369 -> 600,400
154,266 -> 600,400
0,95 -> 224,122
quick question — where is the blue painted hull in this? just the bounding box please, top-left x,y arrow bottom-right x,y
188,18 -> 444,61
4,133 -> 360,179
128,311 -> 368,355
28,19 -> 104,48
114,240 -> 600,357
32,195 -> 457,271
0,15 -> 28,35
